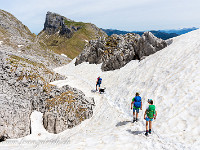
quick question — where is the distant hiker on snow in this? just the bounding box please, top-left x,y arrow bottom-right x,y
131,92 -> 142,122
144,99 -> 157,136
96,76 -> 102,91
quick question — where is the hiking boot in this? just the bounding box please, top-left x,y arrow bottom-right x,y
145,132 -> 148,136
136,118 -> 138,122
133,118 -> 136,123
149,129 -> 151,134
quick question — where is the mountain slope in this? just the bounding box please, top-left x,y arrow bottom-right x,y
0,9 -> 70,69
0,9 -> 34,46
0,10 -> 95,139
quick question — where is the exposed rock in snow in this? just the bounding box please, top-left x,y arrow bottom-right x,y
43,85 -> 95,134
75,32 -> 167,71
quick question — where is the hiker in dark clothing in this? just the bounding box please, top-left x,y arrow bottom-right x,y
96,76 -> 102,91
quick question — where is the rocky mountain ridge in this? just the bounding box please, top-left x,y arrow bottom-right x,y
75,32 -> 167,71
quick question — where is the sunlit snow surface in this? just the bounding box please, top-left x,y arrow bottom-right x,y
1,29 -> 200,150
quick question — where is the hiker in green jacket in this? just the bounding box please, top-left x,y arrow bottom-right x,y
144,99 -> 157,136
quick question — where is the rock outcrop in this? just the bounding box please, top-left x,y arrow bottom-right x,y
0,51 -> 95,138
40,11 -> 107,59
75,32 -> 167,71
44,12 -> 81,38
43,87 -> 94,133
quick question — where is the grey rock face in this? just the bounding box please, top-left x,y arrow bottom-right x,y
75,38 -> 105,65
75,32 -> 167,71
134,32 -> 167,58
44,12 -> 81,38
0,54 -> 32,138
43,86 -> 95,134
0,52 -> 95,138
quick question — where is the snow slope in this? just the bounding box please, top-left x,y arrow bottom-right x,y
1,29 -> 200,150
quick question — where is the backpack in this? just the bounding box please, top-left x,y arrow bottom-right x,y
98,78 -> 102,84
147,105 -> 156,119
134,96 -> 141,108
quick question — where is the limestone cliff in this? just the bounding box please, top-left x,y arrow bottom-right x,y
39,12 -> 107,59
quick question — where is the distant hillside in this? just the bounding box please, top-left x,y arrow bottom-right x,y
159,27 -> 198,35
102,27 -> 198,40
146,31 -> 178,40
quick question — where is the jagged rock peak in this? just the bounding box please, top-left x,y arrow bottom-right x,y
75,32 -> 167,71
43,11 -> 81,37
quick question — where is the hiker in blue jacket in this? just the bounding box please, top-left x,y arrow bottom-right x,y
96,76 -> 102,91
131,92 -> 142,122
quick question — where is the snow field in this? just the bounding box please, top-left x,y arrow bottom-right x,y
52,29 -> 200,149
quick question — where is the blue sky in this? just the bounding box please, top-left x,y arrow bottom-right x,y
1,0 -> 200,34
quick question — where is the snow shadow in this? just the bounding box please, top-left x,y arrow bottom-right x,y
126,129 -> 144,135
116,121 -> 132,127
91,90 -> 97,93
